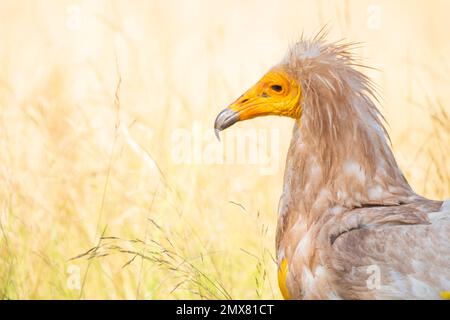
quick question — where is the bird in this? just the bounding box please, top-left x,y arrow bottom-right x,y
214,31 -> 450,300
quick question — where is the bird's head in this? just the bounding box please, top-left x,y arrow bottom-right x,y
214,34 -> 387,156
214,67 -> 302,139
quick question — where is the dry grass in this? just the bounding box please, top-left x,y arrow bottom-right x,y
0,0 -> 449,299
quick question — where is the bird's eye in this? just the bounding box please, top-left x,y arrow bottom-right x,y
271,84 -> 283,92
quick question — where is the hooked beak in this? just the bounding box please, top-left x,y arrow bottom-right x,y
213,90 -> 275,141
214,108 -> 239,141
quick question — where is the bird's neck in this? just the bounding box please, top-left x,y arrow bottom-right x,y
279,119 -> 416,225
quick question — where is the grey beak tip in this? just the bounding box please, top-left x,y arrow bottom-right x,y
214,108 -> 239,142
214,128 -> 221,141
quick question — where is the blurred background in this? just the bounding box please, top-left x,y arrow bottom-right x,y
0,0 -> 449,299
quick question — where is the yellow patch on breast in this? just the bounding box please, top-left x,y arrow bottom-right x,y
440,291 -> 450,300
278,258 -> 291,300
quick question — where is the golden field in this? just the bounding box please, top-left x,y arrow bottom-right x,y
0,0 -> 449,299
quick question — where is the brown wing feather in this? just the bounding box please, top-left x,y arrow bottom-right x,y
324,200 -> 450,299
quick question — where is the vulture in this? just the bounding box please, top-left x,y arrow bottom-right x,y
214,33 -> 450,300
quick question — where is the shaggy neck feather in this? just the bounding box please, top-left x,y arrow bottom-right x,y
280,74 -> 416,226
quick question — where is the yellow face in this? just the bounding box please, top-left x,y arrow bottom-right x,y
214,68 -> 302,138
